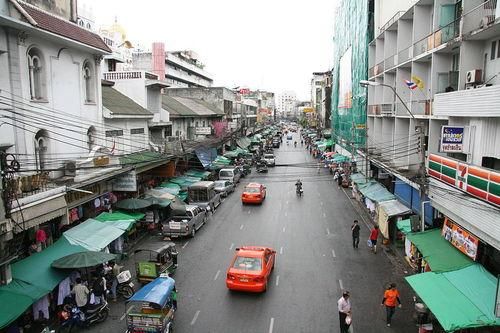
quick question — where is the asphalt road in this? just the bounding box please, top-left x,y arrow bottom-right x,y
93,132 -> 418,333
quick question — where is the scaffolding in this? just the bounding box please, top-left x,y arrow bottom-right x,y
331,0 -> 374,153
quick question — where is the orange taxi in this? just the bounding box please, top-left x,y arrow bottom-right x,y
226,246 -> 276,292
241,183 -> 266,204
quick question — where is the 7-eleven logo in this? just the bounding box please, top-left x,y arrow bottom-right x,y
457,164 -> 468,190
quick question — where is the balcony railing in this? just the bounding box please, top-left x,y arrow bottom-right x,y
411,100 -> 432,116
385,53 -> 397,69
368,104 -> 394,116
369,66 -> 375,78
413,18 -> 460,57
398,45 -> 412,64
6,172 -> 58,199
103,71 -> 159,81
462,0 -> 498,36
368,105 -> 380,115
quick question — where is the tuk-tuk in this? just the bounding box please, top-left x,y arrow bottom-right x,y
126,276 -> 176,333
134,242 -> 178,284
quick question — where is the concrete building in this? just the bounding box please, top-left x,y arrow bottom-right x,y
276,91 -> 297,119
98,20 -> 134,72
366,0 -> 500,273
133,43 -> 213,88
311,71 -> 332,129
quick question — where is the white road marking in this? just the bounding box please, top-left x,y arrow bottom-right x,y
247,210 -> 251,215
214,270 -> 221,281
229,243 -> 234,250
240,224 -> 244,230
286,200 -> 289,205
276,275 -> 280,286
339,279 -> 344,290
120,306 -> 133,320
190,310 -> 200,325
269,317 -> 275,333
282,226 -> 286,233
280,247 -> 283,255
332,249 -> 336,258
182,241 -> 189,249
326,228 -> 330,235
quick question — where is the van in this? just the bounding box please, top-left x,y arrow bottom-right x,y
219,168 -> 241,184
187,181 -> 222,212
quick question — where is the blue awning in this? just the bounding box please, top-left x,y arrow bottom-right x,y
127,277 -> 175,308
195,147 -> 217,168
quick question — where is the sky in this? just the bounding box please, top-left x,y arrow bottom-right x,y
80,0 -> 336,101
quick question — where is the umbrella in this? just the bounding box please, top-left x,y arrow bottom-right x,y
52,251 -> 116,269
324,151 -> 336,157
114,198 -> 151,210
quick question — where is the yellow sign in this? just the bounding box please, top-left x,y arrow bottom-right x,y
303,107 -> 314,113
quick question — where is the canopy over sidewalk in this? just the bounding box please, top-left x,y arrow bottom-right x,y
396,219 -> 412,235
406,229 -> 473,272
406,264 -> 500,332
358,181 -> 396,203
64,218 -> 126,251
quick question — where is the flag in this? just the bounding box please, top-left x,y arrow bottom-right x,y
405,80 -> 417,90
411,75 -> 424,89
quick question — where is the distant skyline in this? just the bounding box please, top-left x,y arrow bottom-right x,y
80,0 -> 336,100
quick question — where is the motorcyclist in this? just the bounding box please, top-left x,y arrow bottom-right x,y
295,179 -> 303,192
294,141 -> 297,147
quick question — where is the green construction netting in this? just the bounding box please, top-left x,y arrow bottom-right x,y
406,229 -> 473,273
358,181 -> 395,202
396,219 -> 412,235
406,264 -> 500,332
331,0 -> 369,149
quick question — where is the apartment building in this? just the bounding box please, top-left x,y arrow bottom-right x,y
311,71 -> 332,129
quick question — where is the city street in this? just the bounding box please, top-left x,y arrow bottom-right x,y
92,133 -> 417,333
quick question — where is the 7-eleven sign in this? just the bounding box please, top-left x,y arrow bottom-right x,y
457,163 -> 468,191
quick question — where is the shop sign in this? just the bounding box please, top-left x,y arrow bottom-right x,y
66,182 -> 106,206
195,127 -> 212,135
93,156 -> 110,167
113,170 -> 137,191
303,107 -> 314,113
442,217 -> 479,260
428,154 -> 500,207
440,126 -> 468,153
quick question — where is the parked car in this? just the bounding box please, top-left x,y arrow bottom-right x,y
214,180 -> 235,197
263,153 -> 275,167
188,181 -> 222,212
219,167 -> 241,184
241,183 -> 267,204
162,205 -> 208,238
226,246 -> 276,293
272,139 -> 280,148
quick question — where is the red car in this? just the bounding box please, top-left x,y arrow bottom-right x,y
241,183 -> 266,204
226,246 -> 276,292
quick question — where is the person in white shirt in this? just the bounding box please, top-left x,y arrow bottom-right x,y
337,290 -> 351,333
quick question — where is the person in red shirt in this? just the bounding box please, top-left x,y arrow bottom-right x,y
369,225 -> 379,254
381,283 -> 402,327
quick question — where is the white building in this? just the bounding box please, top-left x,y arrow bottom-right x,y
276,91 -> 297,119
366,0 -> 500,272
311,71 -> 332,128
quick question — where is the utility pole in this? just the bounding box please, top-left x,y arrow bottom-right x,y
360,80 -> 427,230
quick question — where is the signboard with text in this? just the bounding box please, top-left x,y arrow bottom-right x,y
442,217 -> 479,260
113,170 -> 137,192
440,126 -> 465,153
195,127 -> 212,135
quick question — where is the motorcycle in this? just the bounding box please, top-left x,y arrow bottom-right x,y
296,185 -> 303,197
59,301 -> 109,332
105,270 -> 135,299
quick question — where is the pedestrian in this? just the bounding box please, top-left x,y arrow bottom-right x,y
71,278 -> 89,309
108,261 -> 122,301
337,170 -> 343,189
381,283 -> 402,327
91,272 -> 107,304
369,225 -> 379,253
337,290 -> 351,333
351,220 -> 360,248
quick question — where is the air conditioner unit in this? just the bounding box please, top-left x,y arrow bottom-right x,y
64,161 -> 76,177
466,69 -> 482,84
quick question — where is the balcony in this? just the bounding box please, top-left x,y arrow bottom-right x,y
368,104 -> 393,116
413,19 -> 460,57
385,53 -> 397,70
166,54 -> 213,81
434,85 -> 500,117
462,0 -> 498,37
103,71 -> 158,81
398,45 -> 412,64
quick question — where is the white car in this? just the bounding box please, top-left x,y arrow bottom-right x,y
263,153 -> 275,167
214,180 -> 235,197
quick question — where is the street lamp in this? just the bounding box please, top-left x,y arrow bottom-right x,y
359,79 -> 428,231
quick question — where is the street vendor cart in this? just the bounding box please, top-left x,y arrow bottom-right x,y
126,276 -> 176,333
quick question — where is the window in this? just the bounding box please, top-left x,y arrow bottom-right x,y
87,126 -> 96,151
233,256 -> 262,271
27,47 -> 45,100
482,156 -> 500,171
491,41 -> 497,60
165,125 -> 172,137
131,128 -> 145,135
35,130 -> 49,171
105,130 -> 123,137
86,23 -> 91,30
83,60 -> 95,103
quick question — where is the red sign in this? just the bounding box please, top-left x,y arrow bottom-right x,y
441,217 -> 479,260
239,88 -> 250,95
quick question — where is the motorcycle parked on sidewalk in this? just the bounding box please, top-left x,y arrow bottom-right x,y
106,270 -> 135,299
59,301 -> 109,332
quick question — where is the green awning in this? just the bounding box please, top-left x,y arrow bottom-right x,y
120,151 -> 169,168
350,173 -> 368,186
224,151 -> 239,159
184,169 -> 211,179
406,264 -> 500,332
396,219 -> 412,235
144,196 -> 172,208
331,155 -> 349,163
406,229 -> 473,272
178,191 -> 188,202
64,219 -> 126,251
95,211 -> 143,222
358,181 -> 396,203
116,211 -> 145,220
236,137 -> 251,149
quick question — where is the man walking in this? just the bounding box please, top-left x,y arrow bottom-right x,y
351,220 -> 360,248
369,225 -> 379,254
71,278 -> 89,309
381,283 -> 402,327
337,290 -> 351,333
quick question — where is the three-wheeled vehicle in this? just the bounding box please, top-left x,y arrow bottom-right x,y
256,161 -> 268,173
126,276 -> 176,333
134,242 -> 178,284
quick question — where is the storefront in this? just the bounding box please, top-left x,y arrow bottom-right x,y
65,181 -> 115,226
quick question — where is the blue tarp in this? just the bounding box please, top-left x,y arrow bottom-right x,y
195,147 -> 217,168
127,277 -> 175,307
